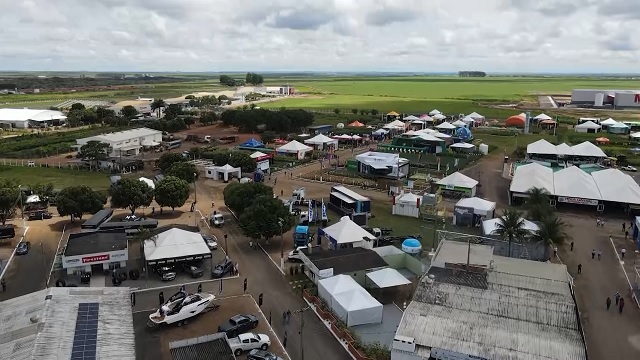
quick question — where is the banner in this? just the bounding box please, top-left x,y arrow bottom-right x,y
308,200 -> 313,221
321,199 -> 328,220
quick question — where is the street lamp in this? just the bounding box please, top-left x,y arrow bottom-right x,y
278,218 -> 284,271
193,172 -> 198,227
17,185 -> 25,229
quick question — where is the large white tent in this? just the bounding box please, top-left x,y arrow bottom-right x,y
527,139 -> 557,155
509,163 -> 554,195
468,112 -> 484,120
320,216 -> 376,249
276,140 -> 312,159
366,268 -> 411,288
304,134 -> 338,148
383,120 -> 406,130
144,228 -> 211,262
556,143 -> 574,156
592,169 -> 640,205
205,164 -> 242,182
451,120 -> 467,127
534,113 -> 553,121
571,141 -> 607,158
435,122 -> 456,130
437,172 -> 479,196
554,166 -> 602,202
483,217 -> 539,236
318,275 -> 383,327
455,197 -> 496,217
413,133 -> 442,142
600,118 -> 617,126
575,121 -> 601,133
403,115 -> 420,121
429,109 -> 441,116
433,113 -> 446,120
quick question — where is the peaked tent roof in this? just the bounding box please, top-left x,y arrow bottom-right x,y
450,142 -> 474,149
403,115 -> 420,121
436,122 -> 456,130
144,228 -> 211,261
276,140 -> 312,153
571,141 -> 607,157
372,128 -> 389,135
433,132 -> 452,139
250,151 -> 269,159
429,109 -> 441,116
437,172 -> 479,189
462,116 -> 476,123
610,122 -> 629,128
396,192 -> 421,205
468,112 -> 484,119
592,169 -> 640,205
387,111 -> 400,116
413,133 -> 443,142
366,268 -> 411,288
451,120 -> 467,127
510,163 -> 554,194
240,137 -> 264,148
527,139 -> 557,155
534,113 -> 553,120
483,217 -> 539,235
600,118 -> 617,126
556,143 -> 574,156
349,120 -> 365,127
321,216 -> 377,244
455,197 -> 496,212
419,114 -> 434,121
383,119 -> 406,129
304,133 -> 338,145
433,113 -> 446,120
318,274 -> 360,295
575,121 -> 601,129
553,166 -> 602,200
333,288 -> 382,311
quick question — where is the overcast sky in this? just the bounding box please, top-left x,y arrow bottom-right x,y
1,0 -> 639,73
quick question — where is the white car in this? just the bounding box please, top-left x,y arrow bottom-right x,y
228,332 -> 271,356
212,213 -> 225,227
622,165 -> 637,172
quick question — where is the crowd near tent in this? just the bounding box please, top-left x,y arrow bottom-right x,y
205,164 -> 242,182
276,140 -> 312,159
437,172 -> 479,196
318,275 -> 383,327
392,192 -> 421,218
482,217 -> 540,236
575,121 -> 601,133
304,134 -> 338,149
453,197 -> 496,226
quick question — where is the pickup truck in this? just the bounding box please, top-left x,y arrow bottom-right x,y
228,332 -> 271,356
218,314 -> 259,338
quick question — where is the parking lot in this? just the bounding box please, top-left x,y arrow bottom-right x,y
134,294 -> 289,360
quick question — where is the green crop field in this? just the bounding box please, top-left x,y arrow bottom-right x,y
0,166 -> 111,190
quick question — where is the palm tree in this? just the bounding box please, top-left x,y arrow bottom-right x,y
150,98 -> 167,118
535,214 -> 570,247
494,208 -> 529,257
525,187 -> 551,222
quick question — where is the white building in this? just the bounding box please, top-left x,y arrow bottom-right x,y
62,230 -> 129,275
572,89 -> 640,108
75,127 -> 162,157
0,108 -> 67,128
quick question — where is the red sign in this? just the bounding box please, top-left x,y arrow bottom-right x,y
82,254 -> 110,263
635,94 -> 640,103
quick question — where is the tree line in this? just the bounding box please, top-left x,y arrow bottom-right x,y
221,108 -> 314,133
458,71 -> 487,77
0,75 -> 183,90
219,72 -> 264,87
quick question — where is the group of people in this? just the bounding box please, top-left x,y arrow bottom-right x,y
281,309 -> 292,348
606,292 -> 626,313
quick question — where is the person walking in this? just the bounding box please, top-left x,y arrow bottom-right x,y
591,249 -> 596,259
622,222 -> 626,232
577,263 -> 582,274
234,262 -> 239,276
283,331 -> 288,348
621,248 -> 627,259
286,309 -> 291,324
570,241 -> 574,251
615,292 -> 621,305
1,278 -> 5,292
597,250 -> 602,260
282,311 -> 287,325
625,230 -> 629,240
619,297 -> 625,313
281,189 -> 284,197
606,297 -> 612,310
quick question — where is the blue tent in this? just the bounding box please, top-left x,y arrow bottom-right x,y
455,127 -> 473,141
241,138 -> 264,148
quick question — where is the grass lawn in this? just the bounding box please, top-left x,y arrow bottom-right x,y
0,165 -> 111,190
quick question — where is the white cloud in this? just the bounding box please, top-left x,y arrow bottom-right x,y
0,0 -> 638,72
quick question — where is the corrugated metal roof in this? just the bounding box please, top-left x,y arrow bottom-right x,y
0,109 -> 66,122
83,127 -> 161,143
0,287 -> 136,360
169,333 -> 234,360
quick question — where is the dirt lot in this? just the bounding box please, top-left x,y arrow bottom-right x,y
134,295 -> 289,360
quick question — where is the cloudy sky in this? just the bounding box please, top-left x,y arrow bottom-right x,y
1,0 -> 639,73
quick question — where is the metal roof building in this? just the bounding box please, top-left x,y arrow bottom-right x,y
0,287 -> 136,360
0,108 -> 67,129
392,241 -> 586,360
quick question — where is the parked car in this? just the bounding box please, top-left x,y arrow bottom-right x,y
16,241 -> 31,255
218,314 -> 259,338
181,263 -> 204,278
622,165 -> 637,172
248,349 -> 284,360
202,234 -> 218,250
154,266 -> 176,281
28,211 -> 53,221
228,333 -> 271,356
211,258 -> 233,278
211,213 -> 224,227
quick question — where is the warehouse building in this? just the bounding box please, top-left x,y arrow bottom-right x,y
0,108 -> 67,128
571,89 -> 640,108
75,127 -> 162,157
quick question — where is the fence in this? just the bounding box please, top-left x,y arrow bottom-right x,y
436,230 -> 549,261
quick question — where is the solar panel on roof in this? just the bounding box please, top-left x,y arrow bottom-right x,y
71,302 -> 100,360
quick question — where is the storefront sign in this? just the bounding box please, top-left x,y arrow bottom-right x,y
63,249 -> 128,269
557,196 -> 598,206
318,268 -> 334,277
83,254 -> 110,263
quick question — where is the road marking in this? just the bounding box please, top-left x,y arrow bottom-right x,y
0,226 -> 29,281
258,243 -> 285,275
46,223 -> 66,287
607,236 -> 639,309
302,296 -> 356,360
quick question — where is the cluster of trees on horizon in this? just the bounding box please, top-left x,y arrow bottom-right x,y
458,71 -> 487,77
219,72 -> 264,87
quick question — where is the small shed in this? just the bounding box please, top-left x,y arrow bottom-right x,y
453,197 -> 496,226
392,192 -> 421,218
436,172 -> 479,197
205,164 -> 241,182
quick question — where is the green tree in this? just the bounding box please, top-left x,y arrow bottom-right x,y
154,176 -> 190,211
219,75 -> 237,87
80,140 -> 110,168
55,185 -> 105,220
494,209 -> 529,257
200,112 -> 218,125
158,152 -> 187,173
359,109 -> 368,115
245,72 -> 264,85
371,109 -> 379,116
164,104 -> 183,120
183,116 -> 195,128
120,105 -> 139,119
351,108 -> 358,114
109,178 -> 154,214
239,196 -> 294,241
165,162 -> 198,183
96,107 -> 116,121
229,151 -> 255,172
261,131 -> 277,144
185,95 -> 196,100
535,214 -> 570,247
524,187 -> 552,222
30,182 -> 55,204
333,108 -> 340,114
0,180 -> 20,225
223,182 -> 273,216
70,102 -> 86,111
150,98 -> 167,118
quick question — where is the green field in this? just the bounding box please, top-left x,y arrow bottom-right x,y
0,166 -> 111,189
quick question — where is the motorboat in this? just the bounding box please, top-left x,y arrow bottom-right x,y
148,291 -> 217,327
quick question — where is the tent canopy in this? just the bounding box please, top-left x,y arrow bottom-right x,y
144,228 -> 211,261
462,116 -> 475,124
241,138 -> 264,148
419,114 -> 434,121
437,172 -> 479,189
321,216 -> 376,244
349,120 -> 365,127
556,143 -> 574,156
468,112 -> 484,120
600,118 -> 617,126
366,268 -> 411,288
383,120 -> 406,129
455,197 -> 496,214
534,113 -> 552,121
396,192 -> 421,205
554,166 -> 602,200
403,115 -> 420,121
304,134 -> 338,146
451,120 -> 467,127
575,121 -> 601,129
206,164 -> 242,181
450,142 -> 475,149
571,141 -> 607,157
509,163 -> 554,194
527,139 -> 557,155
387,111 -> 400,116
139,177 -> 155,189
433,113 -> 446,120
26,194 -> 41,204
250,151 -> 269,159
429,109 -> 441,116
610,122 -> 629,128
276,140 -> 312,153
483,217 -> 539,236
592,169 -> 640,205
372,129 -> 389,135
318,276 -> 383,327
413,133 -> 442,142
433,132 -> 452,139
436,122 -> 456,130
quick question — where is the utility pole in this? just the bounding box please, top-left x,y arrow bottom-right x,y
293,306 -> 310,360
193,173 -> 198,227
41,242 -> 48,288
279,219 -> 284,271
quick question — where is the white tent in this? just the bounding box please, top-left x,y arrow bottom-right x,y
600,118 -> 617,126
455,197 -> 496,217
553,166 -> 602,201
630,132 -> 640,139
366,268 -> 411,288
332,288 -> 383,327
451,120 -> 467,127
318,274 -> 360,302
321,216 -> 377,248
250,151 -> 269,159
461,116 -> 476,124
575,121 -> 601,133
372,129 -> 389,135
468,112 -> 484,120
410,120 -> 426,125
433,132 -> 452,139
392,192 -> 421,218
437,172 -> 479,196
413,133 -> 442,142
402,130 -> 416,136
450,142 -> 475,150
534,113 -> 553,121
352,134 -> 363,140
527,139 -> 557,155
205,164 -> 242,182
383,120 -> 406,130
571,141 -> 607,157
436,122 -> 456,130
25,194 -> 41,204
592,169 -> 640,205
609,122 -> 629,129
433,113 -> 446,120
482,217 -> 539,236
403,115 -> 420,121
304,134 -> 338,147
429,109 -> 441,116
144,228 -> 211,262
139,177 -> 155,189
276,140 -> 312,159
509,163 -> 554,195
415,128 -> 437,134
419,115 -> 434,122
556,143 -> 574,156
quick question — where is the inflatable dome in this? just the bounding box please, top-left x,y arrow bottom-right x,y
402,238 -> 422,255
455,126 -> 473,141
505,115 -> 526,127
336,123 -> 345,129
